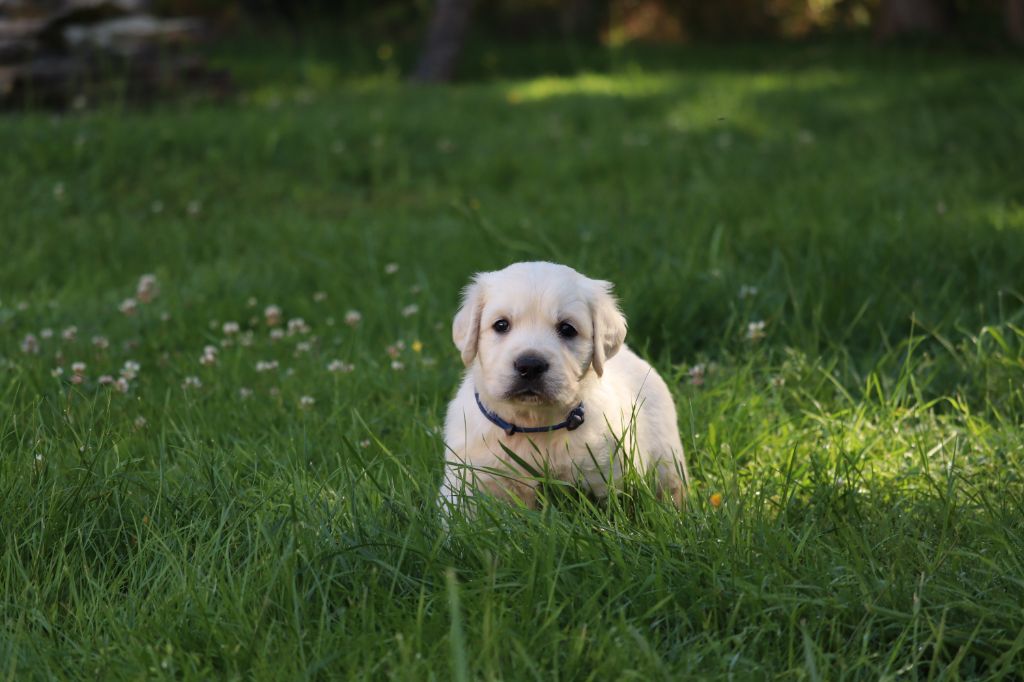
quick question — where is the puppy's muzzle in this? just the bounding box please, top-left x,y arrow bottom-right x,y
507,353 -> 551,400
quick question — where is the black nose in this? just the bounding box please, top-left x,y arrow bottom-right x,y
514,354 -> 549,381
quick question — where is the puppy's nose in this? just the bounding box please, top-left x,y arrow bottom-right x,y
514,354 -> 549,381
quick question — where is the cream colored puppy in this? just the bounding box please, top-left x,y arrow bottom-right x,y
439,261 -> 688,511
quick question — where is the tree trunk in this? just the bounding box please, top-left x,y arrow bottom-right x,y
875,0 -> 946,39
411,0 -> 473,83
560,0 -> 599,41
1008,0 -> 1024,44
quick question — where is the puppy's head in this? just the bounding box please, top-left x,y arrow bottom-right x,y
452,262 -> 627,411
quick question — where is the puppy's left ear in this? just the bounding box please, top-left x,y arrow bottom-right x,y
452,276 -> 485,367
588,279 -> 627,377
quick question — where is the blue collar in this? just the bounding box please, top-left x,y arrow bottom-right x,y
475,392 -> 585,436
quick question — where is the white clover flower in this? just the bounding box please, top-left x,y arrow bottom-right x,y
359,439 -> 371,448
134,416 -> 148,430
181,376 -> 202,390
115,377 -> 130,393
222,321 -> 240,335
70,374 -> 84,385
119,298 -> 138,316
51,367 -> 64,377
120,360 -> 140,380
91,335 -> 109,349
71,362 -> 86,375
269,328 -> 285,341
299,395 -> 315,409
246,296 -> 258,307
313,291 -> 327,302
688,364 -> 706,387
61,325 -> 77,341
295,341 -> 312,355
136,274 -> 159,303
391,360 -> 405,371
98,375 -> 114,385
401,304 -> 419,317
738,285 -> 759,299
384,263 -> 399,275
327,360 -> 354,373
40,328 -> 54,339
746,320 -> 766,342
238,387 -> 253,399
344,309 -> 362,327
287,318 -> 310,335
256,360 -> 279,372
20,334 -> 40,354
264,305 -> 282,327
239,331 -> 255,347
186,200 -> 202,217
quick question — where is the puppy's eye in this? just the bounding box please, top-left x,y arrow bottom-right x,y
556,322 -> 578,339
492,319 -> 510,334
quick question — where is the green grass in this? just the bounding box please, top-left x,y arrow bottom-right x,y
3,40 -> 1024,679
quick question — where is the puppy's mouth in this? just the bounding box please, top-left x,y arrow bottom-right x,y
504,385 -> 552,404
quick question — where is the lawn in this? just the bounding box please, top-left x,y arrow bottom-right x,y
3,39 -> 1024,679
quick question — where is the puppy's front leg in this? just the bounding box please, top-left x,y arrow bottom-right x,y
655,459 -> 688,508
438,462 -> 538,513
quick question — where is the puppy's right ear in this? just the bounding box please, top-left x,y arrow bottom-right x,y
452,277 -> 484,367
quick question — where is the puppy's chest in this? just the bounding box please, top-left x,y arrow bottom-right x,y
482,425 -> 625,476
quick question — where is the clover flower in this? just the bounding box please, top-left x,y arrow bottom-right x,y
119,298 -> 138,316
136,274 -> 159,303
21,334 -> 40,354
264,305 -> 282,327
327,360 -> 354,373
121,360 -> 140,381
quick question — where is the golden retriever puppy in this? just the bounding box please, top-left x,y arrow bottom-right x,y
439,262 -> 688,510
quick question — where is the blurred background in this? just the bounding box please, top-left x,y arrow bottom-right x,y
1,0 -> 1022,107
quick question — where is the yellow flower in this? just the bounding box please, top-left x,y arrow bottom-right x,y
709,492 -> 723,508
411,340 -> 423,353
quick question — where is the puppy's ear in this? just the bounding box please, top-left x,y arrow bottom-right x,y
452,276 -> 485,367
589,279 -> 627,377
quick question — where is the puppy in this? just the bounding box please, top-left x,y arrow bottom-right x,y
439,262 -> 688,511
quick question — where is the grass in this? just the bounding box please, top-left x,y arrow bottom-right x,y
3,38 -> 1024,679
